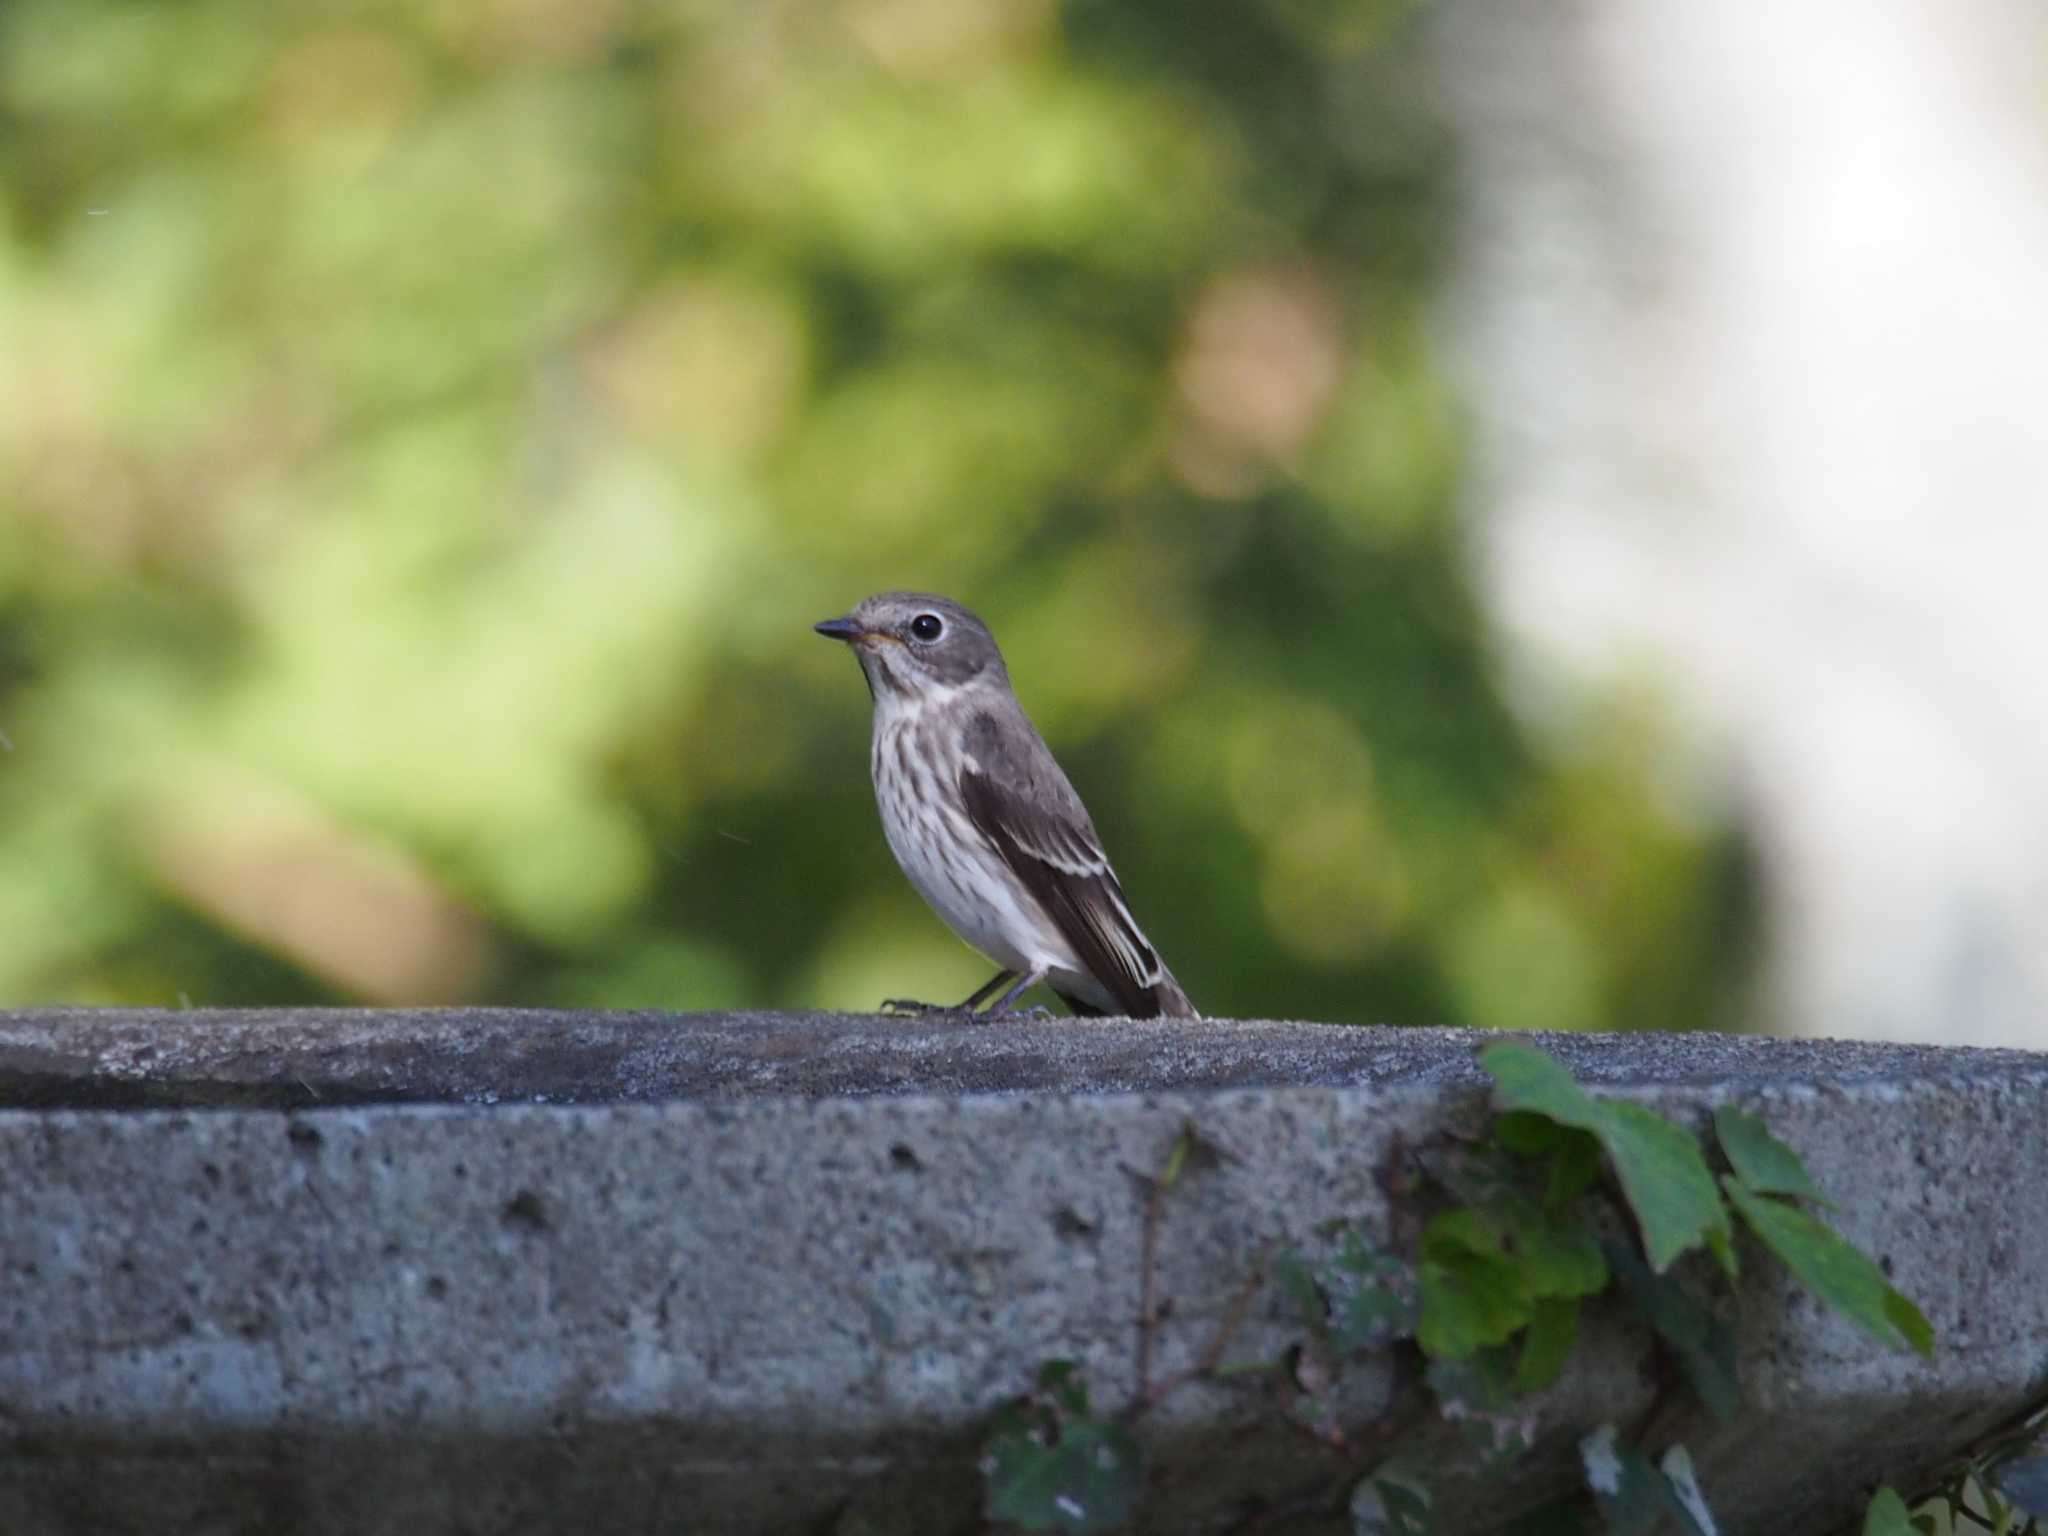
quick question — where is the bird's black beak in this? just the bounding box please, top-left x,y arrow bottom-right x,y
814,616 -> 863,643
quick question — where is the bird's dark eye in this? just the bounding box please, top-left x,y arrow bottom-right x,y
909,613 -> 944,642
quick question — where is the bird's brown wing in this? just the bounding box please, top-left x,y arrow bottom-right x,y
958,708 -> 1191,1019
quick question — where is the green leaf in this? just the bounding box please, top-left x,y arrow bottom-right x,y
1419,1212 -> 1532,1358
1479,1042 -> 1608,1128
1479,1043 -> 1728,1272
1507,1206 -> 1610,1299
1604,1240 -> 1741,1423
1274,1252 -> 1333,1347
1427,1350 -> 1515,1415
1713,1108 -> 1826,1203
1034,1358 -> 1086,1413
1546,1127 -> 1606,1205
1723,1179 -> 1935,1358
1496,1110 -> 1566,1154
1703,1223 -> 1740,1282
1659,1446 -> 1719,1536
1883,1290 -> 1936,1359
1330,1247 -> 1421,1354
983,1416 -> 1143,1534
1425,1206 -> 1504,1256
1580,1424 -> 1672,1536
1492,1104 -> 1607,1204
1515,1296 -> 1580,1394
1990,1456 -> 2048,1518
1863,1487 -> 1916,1536
982,1369 -> 1144,1535
1598,1103 -> 1731,1274
1355,1464 -> 1434,1536
1428,1351 -> 1535,1466
1278,1237 -> 1419,1355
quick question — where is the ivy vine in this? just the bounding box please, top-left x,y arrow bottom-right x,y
972,1041 -> 2046,1535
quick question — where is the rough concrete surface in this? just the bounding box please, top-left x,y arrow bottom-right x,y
0,1009 -> 2044,1536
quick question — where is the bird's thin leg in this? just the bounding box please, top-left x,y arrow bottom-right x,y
984,966 -> 1050,1016
882,970 -> 1016,1016
959,970 -> 1017,1011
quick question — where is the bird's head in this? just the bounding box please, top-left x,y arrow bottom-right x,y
814,591 -> 1008,702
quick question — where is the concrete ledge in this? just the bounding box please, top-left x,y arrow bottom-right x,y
1,1010 -> 2045,1534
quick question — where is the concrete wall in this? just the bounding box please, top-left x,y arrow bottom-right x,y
2,1009 -> 2045,1534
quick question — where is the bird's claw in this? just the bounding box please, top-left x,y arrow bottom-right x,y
882,997 -> 976,1020
984,1002 -> 1056,1020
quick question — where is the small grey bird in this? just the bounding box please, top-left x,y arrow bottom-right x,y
815,592 -> 1198,1019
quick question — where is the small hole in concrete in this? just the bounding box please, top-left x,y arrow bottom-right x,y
1053,1207 -> 1100,1243
889,1144 -> 921,1173
502,1190 -> 551,1233
425,1276 -> 448,1300
202,1163 -> 222,1186
286,1122 -> 323,1153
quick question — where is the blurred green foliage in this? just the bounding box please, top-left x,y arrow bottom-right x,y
0,0 -> 1751,1027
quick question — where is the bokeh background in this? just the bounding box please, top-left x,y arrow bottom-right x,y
0,0 -> 1759,1029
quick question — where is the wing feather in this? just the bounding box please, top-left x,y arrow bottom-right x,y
958,708 -> 1188,1019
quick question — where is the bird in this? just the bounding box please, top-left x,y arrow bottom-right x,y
814,591 -> 1198,1020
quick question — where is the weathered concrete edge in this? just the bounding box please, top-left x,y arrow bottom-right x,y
6,1008 -> 2048,1108
1,1014 -> 2045,1536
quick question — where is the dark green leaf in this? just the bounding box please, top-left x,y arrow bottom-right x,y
1429,1351 -> 1535,1466
1515,1296 -> 1580,1394
1991,1455 -> 2048,1518
1427,1350 -> 1515,1415
1547,1127 -> 1606,1205
1431,1137 -> 1528,1208
1479,1044 -> 1728,1271
1723,1180 -> 1935,1358
1580,1424 -> 1671,1536
1355,1464 -> 1434,1536
1862,1487 -> 1915,1536
1502,1496 -> 1592,1536
982,1363 -> 1143,1534
1274,1252 -> 1332,1347
1495,1112 -> 1606,1204
1496,1110 -> 1566,1154
1713,1108 -> 1826,1203
1035,1358 -> 1086,1413
1330,1249 -> 1420,1353
1659,1446 -> 1719,1536
1278,1237 -> 1418,1355
1605,1240 -> 1741,1423
983,1417 -> 1143,1534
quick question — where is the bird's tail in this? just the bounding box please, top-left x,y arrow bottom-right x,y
1151,971 -> 1199,1020
1054,973 -> 1200,1020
